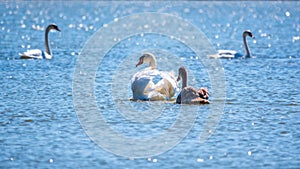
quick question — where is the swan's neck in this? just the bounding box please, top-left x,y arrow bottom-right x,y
181,69 -> 188,88
243,34 -> 250,57
45,27 -> 51,55
147,56 -> 156,69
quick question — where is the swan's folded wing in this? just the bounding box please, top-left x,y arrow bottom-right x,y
131,69 -> 157,100
19,49 -> 43,59
151,71 -> 177,98
131,69 -> 158,81
131,68 -> 177,100
218,50 -> 237,58
161,71 -> 177,86
218,50 -> 237,55
190,98 -> 210,104
159,71 -> 178,95
180,87 -> 210,104
131,74 -> 151,92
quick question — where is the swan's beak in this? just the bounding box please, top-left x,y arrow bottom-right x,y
57,27 -> 61,32
176,76 -> 181,82
136,58 -> 143,67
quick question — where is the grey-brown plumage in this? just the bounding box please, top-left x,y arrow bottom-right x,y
176,67 -> 209,104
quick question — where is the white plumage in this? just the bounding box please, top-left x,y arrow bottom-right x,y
209,30 -> 254,59
19,24 -> 60,59
131,53 -> 177,101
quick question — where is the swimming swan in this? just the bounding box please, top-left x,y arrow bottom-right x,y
131,53 -> 177,101
176,66 -> 209,104
19,24 -> 60,59
209,30 -> 254,59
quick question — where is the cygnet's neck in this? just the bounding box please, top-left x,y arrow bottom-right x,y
179,67 -> 188,88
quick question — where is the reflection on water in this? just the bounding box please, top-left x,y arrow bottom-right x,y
0,1 -> 299,168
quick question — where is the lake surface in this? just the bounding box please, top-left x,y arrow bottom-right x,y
1,1 -> 299,168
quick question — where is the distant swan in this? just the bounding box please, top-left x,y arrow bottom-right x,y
19,24 -> 60,59
131,53 -> 177,101
209,30 -> 254,59
176,66 -> 209,104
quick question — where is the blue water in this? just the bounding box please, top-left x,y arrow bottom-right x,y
1,1 -> 300,168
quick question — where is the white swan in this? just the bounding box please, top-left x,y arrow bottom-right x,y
19,24 -> 60,59
209,30 -> 254,59
176,67 -> 209,104
131,53 -> 177,101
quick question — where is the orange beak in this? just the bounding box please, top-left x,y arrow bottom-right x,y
136,58 -> 143,67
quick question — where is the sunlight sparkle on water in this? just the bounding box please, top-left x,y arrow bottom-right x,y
68,24 -> 75,28
184,8 -> 190,13
260,33 -> 267,37
1,1 -> 299,169
292,36 -> 300,42
197,158 -> 204,162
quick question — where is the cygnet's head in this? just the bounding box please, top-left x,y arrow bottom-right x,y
176,66 -> 187,82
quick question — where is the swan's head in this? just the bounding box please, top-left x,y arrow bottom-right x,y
243,30 -> 254,38
177,66 -> 187,82
136,52 -> 156,69
47,24 -> 61,32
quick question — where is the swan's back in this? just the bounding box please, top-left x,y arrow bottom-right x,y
19,24 -> 60,59
209,50 -> 243,59
19,49 -> 52,59
131,68 -> 177,101
19,49 -> 43,59
156,71 -> 177,97
209,30 -> 254,59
